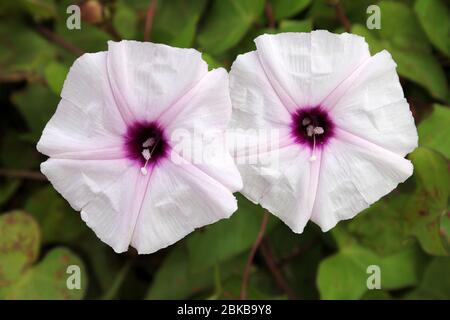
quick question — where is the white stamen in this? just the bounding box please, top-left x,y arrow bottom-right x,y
310,129 -> 318,162
142,149 -> 151,161
302,117 -> 311,126
142,137 -> 155,148
313,126 -> 324,135
140,137 -> 161,176
306,125 -> 314,137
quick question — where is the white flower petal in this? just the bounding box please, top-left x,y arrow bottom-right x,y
171,134 -> 243,192
40,158 -> 131,211
254,31 -> 370,111
235,144 -> 302,204
38,52 -> 126,158
328,51 -> 418,156
106,40 -> 208,122
259,147 -> 314,233
229,51 -> 292,129
81,167 -> 148,253
163,68 -> 231,131
161,68 -> 242,192
311,129 -> 413,232
131,153 -> 238,254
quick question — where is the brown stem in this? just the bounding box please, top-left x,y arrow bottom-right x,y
240,210 -> 270,300
334,1 -> 351,32
0,72 -> 45,83
276,239 -> 317,267
35,24 -> 84,56
260,241 -> 297,299
143,0 -> 157,42
0,169 -> 47,181
102,23 -> 121,41
265,2 -> 276,29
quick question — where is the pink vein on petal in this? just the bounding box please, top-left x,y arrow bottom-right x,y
320,55 -> 372,111
129,165 -> 154,247
48,145 -> 126,160
155,71 -> 210,129
334,127 -> 409,162
255,51 -> 299,115
105,51 -> 139,125
306,149 -> 323,223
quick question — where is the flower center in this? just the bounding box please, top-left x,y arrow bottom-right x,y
123,121 -> 168,175
291,106 -> 335,161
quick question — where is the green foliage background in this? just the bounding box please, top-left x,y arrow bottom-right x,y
0,0 -> 449,300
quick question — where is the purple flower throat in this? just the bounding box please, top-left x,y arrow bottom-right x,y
291,106 -> 335,155
123,121 -> 169,174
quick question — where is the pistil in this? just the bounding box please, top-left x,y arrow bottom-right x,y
140,138 -> 160,175
301,117 -> 325,162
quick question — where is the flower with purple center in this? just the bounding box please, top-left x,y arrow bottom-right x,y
37,40 -> 242,254
229,31 -> 418,233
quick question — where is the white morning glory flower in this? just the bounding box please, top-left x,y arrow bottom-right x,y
229,31 -> 418,233
38,40 -> 242,254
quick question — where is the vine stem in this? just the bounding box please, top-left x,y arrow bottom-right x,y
260,241 -> 297,299
0,169 -> 47,181
334,0 -> 352,32
240,210 -> 270,300
143,0 -> 158,42
35,24 -> 84,56
265,2 -> 276,28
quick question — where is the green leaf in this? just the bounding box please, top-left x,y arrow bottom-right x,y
202,53 -> 224,70
186,194 -> 276,271
346,147 -> 450,256
0,20 -> 57,81
198,0 -> 265,55
361,290 -> 392,300
0,131 -> 41,169
407,257 -> 450,299
0,1 -> 57,20
342,0 -> 376,26
267,222 -> 322,299
0,179 -> 21,208
150,0 -> 207,48
170,15 -> 199,48
25,186 -> 88,244
352,1 -> 449,102
44,62 -> 69,95
278,19 -> 312,33
440,212 -> 450,253
418,104 -> 450,159
146,244 -> 246,299
146,245 -> 211,299
269,0 -> 311,20
220,275 -> 272,299
113,1 -> 137,39
0,211 -> 87,299
406,148 -> 450,255
21,0 -> 57,20
0,211 -> 40,294
317,244 -> 427,299
415,0 -> 450,57
7,247 -> 87,300
55,0 -> 110,53
11,84 -> 59,142
56,22 -> 110,53
318,246 -> 378,300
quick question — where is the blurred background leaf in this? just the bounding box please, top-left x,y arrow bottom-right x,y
0,0 -> 449,300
